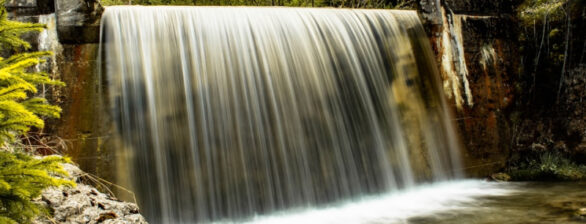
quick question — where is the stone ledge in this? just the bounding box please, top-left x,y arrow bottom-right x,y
55,0 -> 103,43
57,25 -> 101,43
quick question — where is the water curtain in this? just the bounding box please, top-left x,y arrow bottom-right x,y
101,6 -> 462,223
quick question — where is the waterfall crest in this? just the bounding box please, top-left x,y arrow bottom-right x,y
101,6 -> 462,223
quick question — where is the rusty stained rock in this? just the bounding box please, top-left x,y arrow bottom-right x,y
45,43 -> 118,182
420,0 -> 520,176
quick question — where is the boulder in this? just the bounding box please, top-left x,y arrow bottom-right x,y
489,173 -> 511,182
55,0 -> 103,43
33,163 -> 148,224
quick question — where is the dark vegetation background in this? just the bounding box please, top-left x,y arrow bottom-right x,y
506,0 -> 586,180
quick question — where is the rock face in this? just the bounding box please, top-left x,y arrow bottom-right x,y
47,43 -> 117,182
419,0 -> 586,177
34,163 -> 148,224
419,0 -> 522,176
5,0 -> 53,15
54,0 -> 103,43
489,172 -> 511,182
417,0 -> 442,26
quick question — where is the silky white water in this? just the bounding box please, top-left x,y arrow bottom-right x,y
256,181 -> 585,224
244,180 -> 517,224
101,6 -> 463,223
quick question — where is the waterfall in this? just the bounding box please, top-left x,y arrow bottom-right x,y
100,6 -> 463,223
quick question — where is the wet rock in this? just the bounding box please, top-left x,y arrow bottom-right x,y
570,207 -> 586,221
5,0 -> 36,7
4,0 -> 54,16
97,211 -> 118,222
33,163 -> 148,224
418,0 -> 442,26
578,208 -> 586,217
55,0 -> 104,43
489,173 -> 511,182
418,0 -> 585,178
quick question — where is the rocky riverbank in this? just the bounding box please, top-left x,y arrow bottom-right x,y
33,163 -> 147,224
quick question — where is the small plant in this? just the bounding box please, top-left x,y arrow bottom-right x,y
508,151 -> 586,181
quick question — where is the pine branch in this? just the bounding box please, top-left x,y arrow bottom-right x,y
0,3 -> 67,222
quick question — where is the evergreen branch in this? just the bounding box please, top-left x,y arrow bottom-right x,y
0,3 -> 66,222
0,216 -> 18,224
0,51 -> 51,69
0,57 -> 44,74
0,83 -> 35,101
0,75 -> 39,94
22,98 -> 62,118
19,72 -> 65,87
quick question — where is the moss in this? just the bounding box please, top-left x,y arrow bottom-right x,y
508,152 -> 586,181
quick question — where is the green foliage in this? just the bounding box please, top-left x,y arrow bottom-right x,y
508,152 -> 586,181
0,152 -> 74,223
0,4 -> 65,144
519,0 -> 568,27
0,3 -> 71,223
515,0 -> 582,105
0,4 -> 44,50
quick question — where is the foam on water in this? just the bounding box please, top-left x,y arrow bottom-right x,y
245,180 -> 516,224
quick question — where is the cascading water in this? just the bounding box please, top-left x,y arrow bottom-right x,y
101,6 -> 463,223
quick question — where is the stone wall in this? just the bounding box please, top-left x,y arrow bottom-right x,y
54,0 -> 102,43
418,0 -> 523,176
419,0 -> 586,177
48,44 -> 115,180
